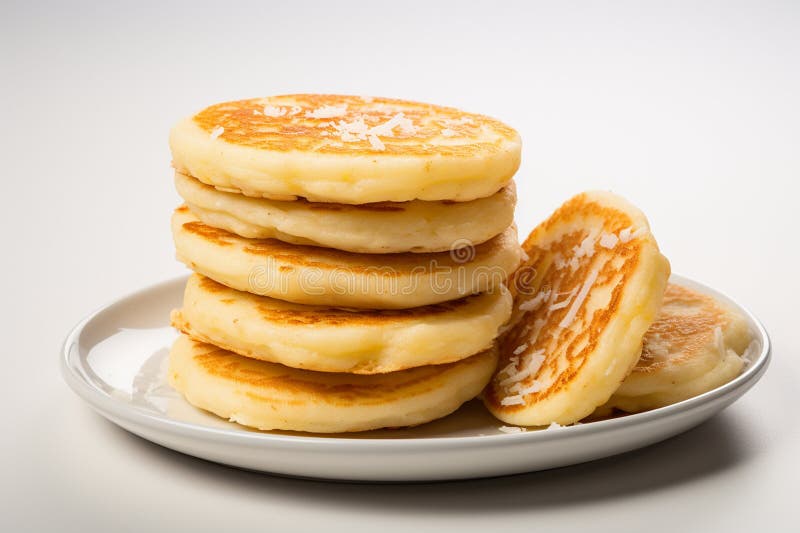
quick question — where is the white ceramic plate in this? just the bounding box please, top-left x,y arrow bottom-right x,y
61,274 -> 770,482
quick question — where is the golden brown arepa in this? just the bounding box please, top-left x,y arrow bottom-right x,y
170,94 -> 521,203
172,274 -> 511,374
600,283 -> 752,413
484,191 -> 671,426
175,172 -> 517,254
171,206 -> 521,309
168,334 -> 498,433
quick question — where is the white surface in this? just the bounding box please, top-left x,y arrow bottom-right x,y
1,0 -> 797,530
61,274 -> 770,482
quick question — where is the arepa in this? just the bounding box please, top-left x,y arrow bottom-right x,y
169,94 -> 521,203
171,206 -> 522,309
600,283 -> 752,413
172,274 -> 512,374
175,172 -> 517,253
483,191 -> 671,426
168,334 -> 498,433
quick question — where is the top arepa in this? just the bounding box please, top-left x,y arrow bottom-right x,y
169,94 -> 521,203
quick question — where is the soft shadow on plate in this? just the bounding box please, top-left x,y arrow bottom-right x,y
94,410 -> 752,511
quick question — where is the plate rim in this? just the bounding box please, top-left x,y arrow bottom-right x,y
60,273 -> 771,451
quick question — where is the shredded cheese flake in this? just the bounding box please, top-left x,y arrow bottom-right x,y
559,262 -> 602,329
500,395 -> 525,406
209,126 -> 224,139
263,105 -> 288,117
497,356 -> 520,378
370,112 -> 418,136
499,366 -> 532,388
330,112 -> 418,148
573,234 -> 597,259
306,104 -> 348,119
527,351 -> 546,373
527,318 -> 547,346
512,343 -> 528,355
519,289 -> 551,312
549,287 -> 577,311
500,350 -> 545,391
599,232 -> 619,249
619,226 -> 649,243
368,134 -> 385,151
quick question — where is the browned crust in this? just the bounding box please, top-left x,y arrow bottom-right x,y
484,192 -> 659,411
191,94 -> 518,156
633,284 -> 731,374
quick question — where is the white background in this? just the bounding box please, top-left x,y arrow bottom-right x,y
1,1 -> 798,531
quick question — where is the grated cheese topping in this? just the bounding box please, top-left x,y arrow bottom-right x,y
306,104 -> 348,119
500,395 -> 525,406
499,366 -> 533,388
527,318 -> 547,346
549,287 -> 578,311
527,351 -> 546,373
500,351 -> 545,390
548,294 -> 577,311
497,356 -> 520,378
498,426 -> 527,434
559,262 -> 602,329
368,134 -> 385,151
519,289 -> 551,312
370,112 -> 418,136
619,226 -> 649,243
335,116 -> 369,140
441,128 -> 457,137
329,112 -> 418,150
209,126 -> 224,139
263,105 -> 288,117
573,233 -> 597,259
599,232 -> 619,249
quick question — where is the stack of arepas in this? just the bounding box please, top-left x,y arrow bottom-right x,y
167,94 -> 523,433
